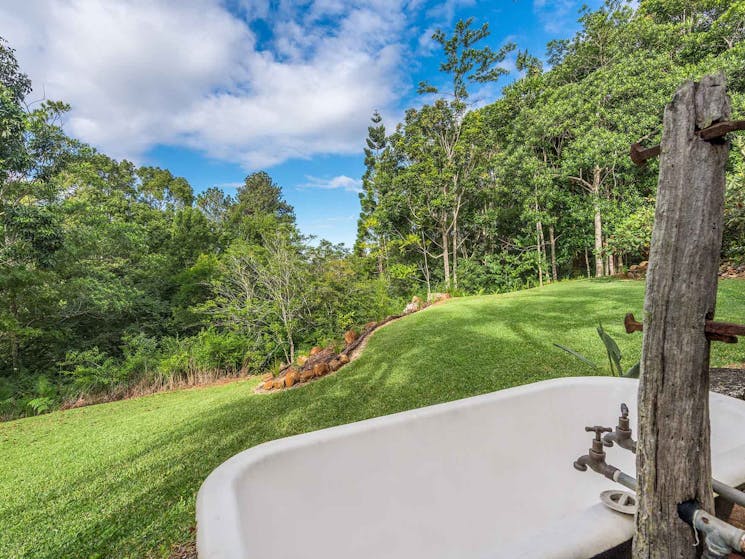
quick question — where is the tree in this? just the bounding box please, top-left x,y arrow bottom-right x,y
413,19 -> 514,289
0,37 -> 31,104
197,187 -> 233,223
228,171 -> 295,243
0,43 -> 70,375
137,167 -> 194,211
355,110 -> 388,274
205,234 -> 310,365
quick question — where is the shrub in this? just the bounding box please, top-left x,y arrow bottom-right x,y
60,347 -> 124,395
121,333 -> 162,383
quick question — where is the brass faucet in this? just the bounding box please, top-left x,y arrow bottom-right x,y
574,426 -> 620,480
602,403 -> 637,452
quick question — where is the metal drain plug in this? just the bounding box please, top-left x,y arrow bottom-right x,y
600,489 -> 637,515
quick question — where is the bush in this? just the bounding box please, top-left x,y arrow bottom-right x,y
457,254 -> 535,294
156,330 -> 255,384
121,333 -> 162,382
188,329 -> 252,373
60,348 -> 124,395
26,375 -> 59,415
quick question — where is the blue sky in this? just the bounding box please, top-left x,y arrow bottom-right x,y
1,0 -> 602,246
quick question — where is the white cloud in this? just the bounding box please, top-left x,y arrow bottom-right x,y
299,175 -> 362,193
532,0 -> 580,34
0,0 -> 410,168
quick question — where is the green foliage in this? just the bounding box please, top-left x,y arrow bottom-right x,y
608,201 -> 655,259
3,2 -> 745,418
360,2 -> 745,292
0,33 -> 402,417
61,347 -> 125,394
554,320 -> 641,378
26,375 -> 58,415
4,280 -> 745,558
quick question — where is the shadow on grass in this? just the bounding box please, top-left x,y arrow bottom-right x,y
5,279 -> 745,558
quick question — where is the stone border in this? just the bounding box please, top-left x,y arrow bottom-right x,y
255,293 -> 451,393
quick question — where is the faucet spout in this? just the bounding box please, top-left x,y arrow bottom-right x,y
574,426 -> 619,480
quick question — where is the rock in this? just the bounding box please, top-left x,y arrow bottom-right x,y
329,359 -> 341,371
261,373 -> 273,381
297,355 -> 308,366
412,295 -> 422,305
285,370 -> 297,388
629,264 -> 639,272
638,260 -> 649,270
427,292 -> 451,303
403,302 -> 418,314
262,380 -> 274,390
313,362 -> 329,377
364,321 -> 377,330
272,379 -> 285,390
344,329 -> 358,345
300,369 -> 315,382
338,353 -> 350,365
309,346 -> 322,356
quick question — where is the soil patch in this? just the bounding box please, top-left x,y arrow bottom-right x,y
710,367 -> 745,400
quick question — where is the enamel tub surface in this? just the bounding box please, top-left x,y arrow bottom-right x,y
196,377 -> 745,559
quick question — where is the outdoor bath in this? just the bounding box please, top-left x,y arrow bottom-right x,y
196,376 -> 745,559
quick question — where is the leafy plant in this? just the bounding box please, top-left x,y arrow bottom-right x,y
554,322 -> 640,378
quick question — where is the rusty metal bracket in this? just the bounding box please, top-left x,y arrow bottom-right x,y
699,119 -> 745,141
630,120 -> 745,166
630,143 -> 661,166
624,313 -> 740,343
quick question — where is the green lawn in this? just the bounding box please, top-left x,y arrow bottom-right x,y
3,278 -> 745,558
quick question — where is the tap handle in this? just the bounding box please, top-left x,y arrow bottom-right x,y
585,426 -> 612,441
620,403 -> 629,418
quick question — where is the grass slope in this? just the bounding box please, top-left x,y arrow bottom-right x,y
3,279 -> 745,558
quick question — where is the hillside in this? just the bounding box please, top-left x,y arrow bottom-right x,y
3,279 -> 745,559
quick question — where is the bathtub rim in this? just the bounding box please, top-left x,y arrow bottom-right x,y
196,375 -> 745,559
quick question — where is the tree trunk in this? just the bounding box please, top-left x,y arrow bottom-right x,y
9,293 -> 19,374
422,231 -> 431,299
535,220 -> 543,287
633,75 -> 730,558
535,193 -> 546,286
383,235 -> 389,277
593,166 -> 604,277
549,225 -> 558,282
441,225 -> 451,290
585,247 -> 591,278
452,222 -> 458,290
606,242 -> 616,276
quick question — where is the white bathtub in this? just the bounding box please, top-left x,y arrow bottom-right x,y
196,377 -> 745,559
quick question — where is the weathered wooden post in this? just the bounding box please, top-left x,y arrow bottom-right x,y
633,74 -> 731,557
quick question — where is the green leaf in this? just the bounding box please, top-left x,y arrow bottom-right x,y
597,323 -> 623,376
624,362 -> 640,379
553,343 -> 598,369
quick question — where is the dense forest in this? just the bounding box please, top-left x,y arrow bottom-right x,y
2,0 -> 744,419
356,0 -> 745,293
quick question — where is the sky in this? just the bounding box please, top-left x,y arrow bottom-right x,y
0,0 -> 602,246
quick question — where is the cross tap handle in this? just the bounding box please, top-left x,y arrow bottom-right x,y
586,426 -> 613,441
